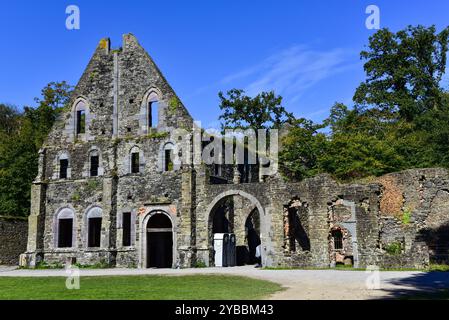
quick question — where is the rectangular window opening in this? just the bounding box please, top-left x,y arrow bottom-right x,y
333,231 -> 343,250
122,212 -> 131,247
164,149 -> 173,172
60,159 -> 69,179
58,219 -> 73,248
90,156 -> 99,177
88,217 -> 102,248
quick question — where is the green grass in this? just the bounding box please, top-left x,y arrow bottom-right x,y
0,275 -> 283,300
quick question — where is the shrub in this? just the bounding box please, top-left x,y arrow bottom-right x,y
385,242 -> 402,255
194,260 -> 207,268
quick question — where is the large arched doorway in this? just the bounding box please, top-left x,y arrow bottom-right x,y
207,191 -> 264,267
146,212 -> 173,268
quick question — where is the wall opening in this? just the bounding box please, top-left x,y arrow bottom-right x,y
146,213 -> 173,268
243,209 -> 261,265
148,101 -> 158,128
90,155 -> 99,177
59,159 -> 68,179
131,152 -> 140,173
332,229 -> 343,250
88,217 -> 102,248
164,146 -> 174,172
122,212 -> 131,247
208,194 -> 262,267
76,110 -> 86,134
58,219 -> 73,248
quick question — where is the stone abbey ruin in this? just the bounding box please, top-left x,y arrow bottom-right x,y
19,34 -> 449,269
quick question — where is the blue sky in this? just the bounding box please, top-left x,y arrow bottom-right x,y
1,1 -> 448,128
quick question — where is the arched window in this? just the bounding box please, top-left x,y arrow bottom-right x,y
75,100 -> 86,135
56,208 -> 75,248
130,146 -> 141,174
163,143 -> 174,172
332,229 -> 343,250
86,207 -> 102,248
148,100 -> 159,129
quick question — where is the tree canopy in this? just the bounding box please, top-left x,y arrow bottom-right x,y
0,82 -> 73,217
219,25 -> 449,182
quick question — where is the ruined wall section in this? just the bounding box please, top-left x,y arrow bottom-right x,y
0,217 -> 28,265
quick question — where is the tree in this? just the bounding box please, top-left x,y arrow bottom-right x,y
218,89 -> 294,130
354,25 -> 449,122
279,118 -> 326,181
0,81 -> 73,217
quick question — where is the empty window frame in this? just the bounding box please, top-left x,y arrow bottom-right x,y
122,212 -> 132,247
90,155 -> 99,177
88,217 -> 102,247
76,110 -> 86,134
60,159 -> 69,179
57,208 -> 75,248
58,219 -> 73,248
164,148 -> 174,172
332,229 -> 343,250
131,152 -> 140,174
148,101 -> 159,128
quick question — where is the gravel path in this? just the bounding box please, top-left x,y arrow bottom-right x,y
1,265 -> 447,300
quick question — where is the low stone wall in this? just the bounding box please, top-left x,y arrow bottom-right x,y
0,216 -> 28,265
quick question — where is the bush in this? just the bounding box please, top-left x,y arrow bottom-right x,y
194,260 -> 207,268
384,242 -> 402,255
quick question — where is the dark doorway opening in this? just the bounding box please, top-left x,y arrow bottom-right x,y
147,213 -> 173,268
58,219 -> 73,248
88,217 -> 102,247
242,210 -> 261,265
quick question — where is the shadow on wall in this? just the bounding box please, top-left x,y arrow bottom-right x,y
378,272 -> 449,300
418,222 -> 449,264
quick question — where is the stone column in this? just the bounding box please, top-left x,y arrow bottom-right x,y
20,149 -> 47,267
177,165 -> 195,267
194,164 -> 211,266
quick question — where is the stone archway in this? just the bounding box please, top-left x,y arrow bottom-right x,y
206,190 -> 265,267
141,210 -> 175,268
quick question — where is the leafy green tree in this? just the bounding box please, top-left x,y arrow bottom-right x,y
279,118 -> 326,181
354,25 -> 449,121
0,82 -> 72,217
218,89 -> 294,130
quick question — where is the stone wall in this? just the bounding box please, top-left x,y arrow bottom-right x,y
0,217 -> 28,265
19,33 -> 449,270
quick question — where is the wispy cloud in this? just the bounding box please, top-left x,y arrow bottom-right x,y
221,45 -> 358,103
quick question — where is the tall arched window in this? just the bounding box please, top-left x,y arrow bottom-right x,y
148,99 -> 159,129
86,207 -> 102,248
140,89 -> 162,134
56,208 -> 75,248
75,100 -> 86,135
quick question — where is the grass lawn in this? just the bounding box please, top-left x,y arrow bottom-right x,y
0,275 -> 283,300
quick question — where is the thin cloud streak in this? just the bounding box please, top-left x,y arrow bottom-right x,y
221,45 -> 358,102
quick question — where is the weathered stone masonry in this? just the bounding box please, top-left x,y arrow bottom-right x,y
0,216 -> 28,265
20,34 -> 449,269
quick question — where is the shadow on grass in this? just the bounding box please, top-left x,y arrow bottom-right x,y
380,272 -> 449,300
